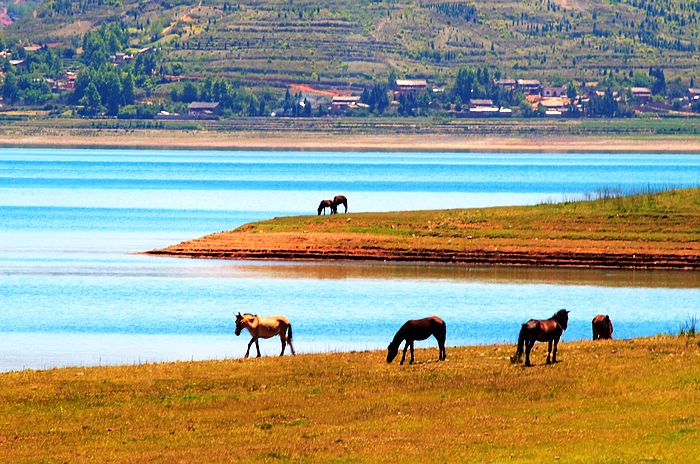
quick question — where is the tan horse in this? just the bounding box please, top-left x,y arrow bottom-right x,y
234,312 -> 296,358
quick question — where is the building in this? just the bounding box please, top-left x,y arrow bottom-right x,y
630,87 -> 652,103
493,79 -> 517,91
516,79 -> 542,95
468,98 -> 494,108
187,102 -> 222,118
539,97 -> 569,115
394,79 -> 428,96
330,95 -> 362,113
111,53 -> 134,65
542,86 -> 567,98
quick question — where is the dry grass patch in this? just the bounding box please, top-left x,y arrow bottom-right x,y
1,337 -> 699,463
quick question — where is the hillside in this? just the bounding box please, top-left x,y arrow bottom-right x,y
2,0 -> 700,90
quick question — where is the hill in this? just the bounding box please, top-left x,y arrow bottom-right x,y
2,0 -> 700,89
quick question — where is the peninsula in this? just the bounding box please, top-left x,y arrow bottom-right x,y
148,188 -> 700,270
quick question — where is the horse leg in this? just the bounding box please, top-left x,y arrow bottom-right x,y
546,340 -> 553,364
437,334 -> 446,361
438,341 -> 446,361
279,335 -> 286,356
255,339 -> 261,358
245,337 -> 255,358
524,340 -> 534,367
552,338 -> 559,363
409,341 -> 415,364
400,341 -> 409,365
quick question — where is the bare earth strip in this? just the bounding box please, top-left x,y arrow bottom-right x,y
3,130 -> 700,152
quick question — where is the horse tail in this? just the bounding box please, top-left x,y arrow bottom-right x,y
287,322 -> 293,341
511,324 -> 526,364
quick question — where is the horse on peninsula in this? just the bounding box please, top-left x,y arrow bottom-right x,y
510,309 -> 569,367
234,312 -> 295,358
317,199 -> 333,215
331,195 -> 348,214
387,316 -> 446,365
592,314 -> 613,340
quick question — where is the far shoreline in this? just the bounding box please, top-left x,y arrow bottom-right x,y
2,130 -> 700,153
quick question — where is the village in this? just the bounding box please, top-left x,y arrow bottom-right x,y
1,41 -> 700,121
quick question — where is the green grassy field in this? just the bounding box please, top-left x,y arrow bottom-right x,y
1,336 -> 699,462
239,187 -> 700,243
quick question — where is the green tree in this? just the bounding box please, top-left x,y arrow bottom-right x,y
79,82 -> 105,116
2,71 -> 18,103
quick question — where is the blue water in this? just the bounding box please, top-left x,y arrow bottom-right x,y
1,148 -> 698,371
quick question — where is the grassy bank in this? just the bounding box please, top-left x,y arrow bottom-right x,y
151,188 -> 700,269
1,336 -> 699,463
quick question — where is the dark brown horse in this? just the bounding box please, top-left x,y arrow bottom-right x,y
331,195 -> 347,214
511,309 -> 569,367
592,314 -> 613,340
317,199 -> 333,215
387,316 -> 446,365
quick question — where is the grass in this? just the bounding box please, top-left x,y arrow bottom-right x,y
680,316 -> 698,337
1,336 -> 699,462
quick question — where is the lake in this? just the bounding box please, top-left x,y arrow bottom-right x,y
1,148 -> 698,372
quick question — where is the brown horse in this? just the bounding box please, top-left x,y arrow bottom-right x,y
234,312 -> 295,358
511,309 -> 569,367
592,314 -> 613,340
387,316 -> 446,365
317,199 -> 333,215
331,195 -> 347,214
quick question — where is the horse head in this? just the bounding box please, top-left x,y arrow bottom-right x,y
554,309 -> 570,330
234,312 -> 245,336
386,341 -> 400,363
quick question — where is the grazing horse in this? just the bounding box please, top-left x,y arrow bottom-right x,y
387,316 -> 447,365
592,314 -> 613,340
317,199 -> 333,215
234,312 -> 295,358
331,195 -> 348,214
511,309 -> 569,367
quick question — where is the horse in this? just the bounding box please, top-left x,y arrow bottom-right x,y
387,316 -> 446,365
234,312 -> 295,358
592,314 -> 613,340
317,199 -> 333,215
331,195 -> 347,214
510,309 -> 569,367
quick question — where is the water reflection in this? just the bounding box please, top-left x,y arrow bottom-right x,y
229,261 -> 700,289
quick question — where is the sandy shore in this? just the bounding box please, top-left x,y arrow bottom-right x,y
148,230 -> 700,270
2,130 -> 700,152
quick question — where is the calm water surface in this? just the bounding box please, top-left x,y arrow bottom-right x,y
1,149 -> 698,371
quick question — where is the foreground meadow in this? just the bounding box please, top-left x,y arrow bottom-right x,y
1,336 -> 698,463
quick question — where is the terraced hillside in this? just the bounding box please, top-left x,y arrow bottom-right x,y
2,0 -> 700,89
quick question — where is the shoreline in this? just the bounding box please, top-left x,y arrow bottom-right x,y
2,131 -> 700,153
146,248 -> 699,270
